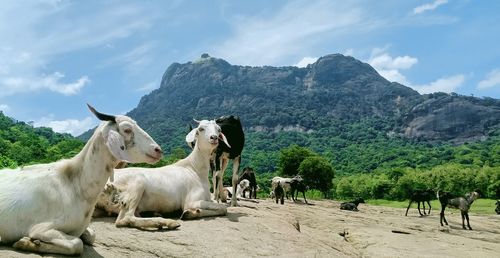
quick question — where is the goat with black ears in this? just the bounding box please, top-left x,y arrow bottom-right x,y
274,183 -> 285,205
238,167 -> 257,199
211,115 -> 245,207
290,179 -> 308,204
405,189 -> 434,216
340,198 -> 365,211
437,190 -> 480,230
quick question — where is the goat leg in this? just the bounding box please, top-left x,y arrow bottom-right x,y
461,211 -> 467,229
405,200 -> 413,216
465,212 -> 472,230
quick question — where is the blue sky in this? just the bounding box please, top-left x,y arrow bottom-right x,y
1,0 -> 500,136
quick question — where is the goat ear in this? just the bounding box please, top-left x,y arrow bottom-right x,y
105,130 -> 131,162
219,132 -> 231,148
185,128 -> 198,144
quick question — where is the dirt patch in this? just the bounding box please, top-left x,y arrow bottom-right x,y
1,199 -> 499,257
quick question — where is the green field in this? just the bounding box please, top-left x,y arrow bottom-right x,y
260,190 -> 498,215
366,199 -> 498,215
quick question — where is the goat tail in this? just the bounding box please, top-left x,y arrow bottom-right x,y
436,190 -> 440,200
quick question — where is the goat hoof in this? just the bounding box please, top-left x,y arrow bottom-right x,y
13,237 -> 36,250
181,209 -> 200,220
165,220 -> 181,230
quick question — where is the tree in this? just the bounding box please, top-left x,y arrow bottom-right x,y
278,145 -> 314,177
298,155 -> 335,198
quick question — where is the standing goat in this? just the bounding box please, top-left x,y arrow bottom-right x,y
437,190 -> 480,230
238,167 -> 257,199
96,119 -> 230,224
290,179 -> 308,204
274,183 -> 285,205
212,115 -> 245,207
405,189 -> 434,216
0,105 -> 164,255
271,175 -> 303,199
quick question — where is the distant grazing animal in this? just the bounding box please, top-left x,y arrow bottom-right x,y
271,175 -> 303,199
269,190 -> 275,199
274,183 -> 285,205
238,167 -> 257,199
0,104 -> 163,255
290,179 -> 308,204
495,200 -> 500,215
437,190 -> 480,230
212,116 -> 245,207
223,179 -> 250,199
340,198 -> 365,211
405,189 -> 434,216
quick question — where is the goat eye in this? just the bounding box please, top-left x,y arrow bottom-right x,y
199,127 -> 205,132
124,128 -> 133,134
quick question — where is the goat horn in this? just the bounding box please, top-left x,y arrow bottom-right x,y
87,103 -> 116,122
193,119 -> 201,124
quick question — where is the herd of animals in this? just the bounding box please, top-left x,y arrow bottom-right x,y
0,104 -> 499,256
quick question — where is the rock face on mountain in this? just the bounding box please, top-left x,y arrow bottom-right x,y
403,93 -> 500,142
127,54 -> 500,146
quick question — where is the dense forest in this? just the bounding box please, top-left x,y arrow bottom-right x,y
0,111 -> 84,168
1,110 -> 499,200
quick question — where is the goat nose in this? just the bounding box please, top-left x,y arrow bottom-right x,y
210,135 -> 218,140
154,146 -> 163,155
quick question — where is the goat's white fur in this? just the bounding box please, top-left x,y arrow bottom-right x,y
224,179 -> 250,199
0,106 -> 162,255
96,119 -> 228,223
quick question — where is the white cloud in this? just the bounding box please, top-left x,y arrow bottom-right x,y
0,104 -> 9,112
99,42 -> 157,73
477,69 -> 500,89
367,48 -> 464,94
34,116 -> 96,136
214,0 -> 368,66
0,72 -> 90,97
136,81 -> 158,92
369,53 -> 418,70
294,57 -> 318,68
0,2 -> 155,97
413,74 -> 465,94
413,0 -> 448,15
344,49 -> 355,57
367,50 -> 418,85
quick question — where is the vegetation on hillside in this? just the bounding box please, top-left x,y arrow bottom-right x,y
2,110 -> 499,201
0,111 -> 84,168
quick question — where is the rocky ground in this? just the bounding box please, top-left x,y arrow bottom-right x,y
1,198 -> 499,257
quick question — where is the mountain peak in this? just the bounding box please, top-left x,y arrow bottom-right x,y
130,53 -> 500,146
306,53 -> 382,85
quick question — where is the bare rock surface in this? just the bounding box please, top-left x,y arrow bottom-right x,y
1,199 -> 499,257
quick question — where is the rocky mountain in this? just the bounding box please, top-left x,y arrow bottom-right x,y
126,53 -> 500,148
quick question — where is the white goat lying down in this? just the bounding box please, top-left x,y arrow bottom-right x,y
96,119 -> 230,225
223,179 -> 250,199
0,105 -> 165,255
